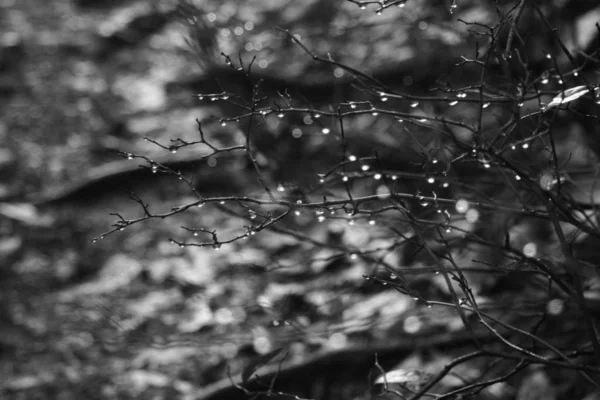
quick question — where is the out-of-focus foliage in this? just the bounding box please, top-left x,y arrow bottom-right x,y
1,0 -> 600,399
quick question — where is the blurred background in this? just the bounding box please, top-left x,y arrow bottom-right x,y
1,0 -> 600,399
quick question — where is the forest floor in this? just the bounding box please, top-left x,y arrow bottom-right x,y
0,1 -> 577,399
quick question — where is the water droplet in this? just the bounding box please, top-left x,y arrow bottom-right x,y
277,113 -> 284,118
449,100 -> 458,106
396,118 -> 403,123
348,155 -> 357,162
381,97 -> 388,102
350,103 -> 357,109
314,113 -> 321,118
319,178 -> 325,184
170,148 -> 177,154
277,184 -> 285,192
348,220 -> 355,225
359,4 -> 366,10
369,220 -> 376,225
374,173 -> 382,180
342,176 -> 349,182
350,253 -> 358,259
546,53 -> 552,59
221,121 -> 227,126
212,243 -> 222,249
294,210 -> 301,216
197,201 -> 205,208
322,128 -> 330,135
411,101 -> 419,108
442,182 -> 449,188
361,165 -> 370,171
432,158 -> 438,164
193,232 -> 198,236
483,102 -> 490,108
391,175 -> 398,180
390,273 -> 397,279
296,200 -> 303,204
371,111 -> 379,116
127,153 -> 133,160
376,10 -> 382,15
318,216 -> 325,222
427,177 -> 435,184
457,92 -> 467,98
522,143 -> 529,149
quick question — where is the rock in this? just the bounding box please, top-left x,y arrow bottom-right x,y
58,253 -> 142,300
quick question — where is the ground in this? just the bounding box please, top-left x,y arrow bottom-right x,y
1,1 -> 599,399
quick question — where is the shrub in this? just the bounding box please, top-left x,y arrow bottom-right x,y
99,1 -> 600,398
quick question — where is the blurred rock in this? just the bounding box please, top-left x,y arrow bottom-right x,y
0,148 -> 15,169
112,76 -> 166,112
95,3 -> 172,58
0,235 -> 22,259
0,202 -> 54,226
58,253 -> 142,300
